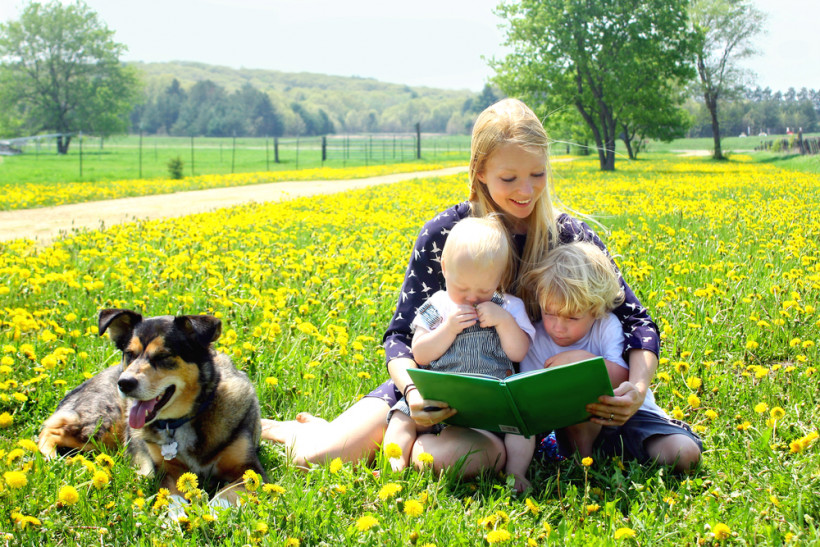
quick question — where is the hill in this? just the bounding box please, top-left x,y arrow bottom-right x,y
130,61 -> 481,135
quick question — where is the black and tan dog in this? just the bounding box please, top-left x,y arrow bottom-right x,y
38,309 -> 266,501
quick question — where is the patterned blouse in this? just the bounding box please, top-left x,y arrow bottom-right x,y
382,202 -> 659,363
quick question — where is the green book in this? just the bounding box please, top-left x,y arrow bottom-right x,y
406,357 -> 614,437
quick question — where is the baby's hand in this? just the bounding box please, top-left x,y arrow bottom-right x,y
474,301 -> 510,329
510,473 -> 531,493
444,304 -> 478,334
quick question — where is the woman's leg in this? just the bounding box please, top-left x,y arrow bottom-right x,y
261,397 -> 389,467
645,433 -> 701,473
410,427 -> 506,478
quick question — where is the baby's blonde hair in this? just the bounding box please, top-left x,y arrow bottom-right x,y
442,216 -> 513,291
467,98 -> 560,317
522,242 -> 624,319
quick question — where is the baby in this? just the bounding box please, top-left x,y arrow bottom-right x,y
383,216 -> 536,490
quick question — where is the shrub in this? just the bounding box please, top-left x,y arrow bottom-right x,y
167,156 -> 185,179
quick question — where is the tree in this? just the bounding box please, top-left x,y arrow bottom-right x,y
493,0 -> 695,170
0,1 -> 139,153
690,0 -> 766,159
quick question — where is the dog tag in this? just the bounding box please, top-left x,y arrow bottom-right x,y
161,441 -> 178,460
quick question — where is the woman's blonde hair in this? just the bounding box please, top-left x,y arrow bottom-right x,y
441,216 -> 513,291
522,242 -> 625,319
468,98 -> 559,318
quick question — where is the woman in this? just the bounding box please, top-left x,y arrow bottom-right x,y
263,98 -> 700,477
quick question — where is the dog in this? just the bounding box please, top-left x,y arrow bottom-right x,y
38,309 -> 267,502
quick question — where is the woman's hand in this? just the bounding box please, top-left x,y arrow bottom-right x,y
406,388 -> 457,427
586,381 -> 645,426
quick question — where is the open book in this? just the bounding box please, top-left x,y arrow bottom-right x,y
406,357 -> 614,437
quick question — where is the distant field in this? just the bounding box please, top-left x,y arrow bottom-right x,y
0,134 -> 472,185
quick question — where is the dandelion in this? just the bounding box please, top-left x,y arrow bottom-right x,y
705,409 -> 718,420
770,407 -> 785,420
403,499 -> 424,517
586,503 -> 600,514
58,485 -> 80,506
745,340 -> 759,350
686,377 -> 702,390
17,439 -> 38,452
329,457 -> 343,474
285,539 -> 300,547
378,483 -> 402,500
614,527 -> 636,540
355,515 -> 379,532
92,470 -> 110,489
265,376 -> 278,387
737,421 -> 752,431
754,402 -> 768,414
95,453 -> 115,468
263,483 -> 286,496
176,472 -> 198,493
672,407 -> 685,420
243,469 -> 261,492
417,452 -> 434,466
0,412 -> 12,428
525,497 -> 540,514
4,470 -> 27,489
254,521 -> 268,534
486,529 -> 512,544
789,431 -> 819,453
384,443 -> 403,459
713,522 -> 731,541
687,394 -> 701,408
581,456 -> 593,467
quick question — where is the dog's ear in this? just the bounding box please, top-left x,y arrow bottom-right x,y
98,309 -> 143,351
174,315 -> 222,348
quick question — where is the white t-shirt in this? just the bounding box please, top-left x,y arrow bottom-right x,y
412,290 -> 536,342
520,312 -> 665,417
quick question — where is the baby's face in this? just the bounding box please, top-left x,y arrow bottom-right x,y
443,263 -> 502,306
540,302 -> 596,347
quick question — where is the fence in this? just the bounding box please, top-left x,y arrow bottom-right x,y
4,133 -> 472,182
756,131 -> 820,155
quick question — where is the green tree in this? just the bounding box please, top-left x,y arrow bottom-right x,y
690,0 -> 766,159
0,1 -> 139,153
493,0 -> 695,170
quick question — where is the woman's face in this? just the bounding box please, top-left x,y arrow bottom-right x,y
477,143 -> 547,227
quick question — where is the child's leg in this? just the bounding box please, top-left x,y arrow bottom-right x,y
504,434 -> 535,492
382,411 -> 417,472
645,433 -> 702,473
606,362 -> 629,389
563,422 -> 602,458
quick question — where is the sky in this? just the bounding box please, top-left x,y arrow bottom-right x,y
0,0 -> 817,93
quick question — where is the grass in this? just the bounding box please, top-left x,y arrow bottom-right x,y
0,156 -> 818,545
0,134 -> 472,185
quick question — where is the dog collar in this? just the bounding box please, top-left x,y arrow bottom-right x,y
153,388 -> 216,431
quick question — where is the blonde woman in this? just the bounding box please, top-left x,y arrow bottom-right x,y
263,98 -> 684,478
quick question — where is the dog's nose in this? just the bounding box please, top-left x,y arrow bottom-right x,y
118,376 -> 138,394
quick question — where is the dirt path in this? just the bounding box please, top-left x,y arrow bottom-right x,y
0,166 -> 469,245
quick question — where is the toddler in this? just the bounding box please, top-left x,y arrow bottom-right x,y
383,216 -> 536,490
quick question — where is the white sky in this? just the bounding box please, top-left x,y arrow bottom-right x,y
0,0 -> 817,92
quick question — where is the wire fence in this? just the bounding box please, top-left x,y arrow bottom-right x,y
2,133 -> 472,182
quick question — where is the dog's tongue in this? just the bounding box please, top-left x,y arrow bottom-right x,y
129,398 -> 159,429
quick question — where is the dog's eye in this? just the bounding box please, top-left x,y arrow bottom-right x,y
123,350 -> 136,361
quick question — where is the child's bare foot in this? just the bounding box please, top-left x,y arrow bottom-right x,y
260,418 -> 297,444
389,457 -> 408,473
295,412 -> 328,425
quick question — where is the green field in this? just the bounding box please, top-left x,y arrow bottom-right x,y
0,156 -> 818,544
0,134 -> 472,185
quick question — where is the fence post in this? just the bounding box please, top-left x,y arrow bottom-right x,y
274,137 -> 280,163
322,136 -> 327,163
79,131 -> 83,178
415,122 -> 421,159
798,129 -> 805,155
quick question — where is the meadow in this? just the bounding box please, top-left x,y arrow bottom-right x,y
0,156 -> 818,545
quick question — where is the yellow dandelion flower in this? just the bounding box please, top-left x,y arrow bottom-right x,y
329,457 -> 343,474
672,407 -> 685,420
581,456 -> 593,467
586,503 -> 600,514
686,377 -> 702,390
176,472 -> 198,493
705,409 -> 718,420
265,376 -> 278,387
737,421 -> 752,431
614,527 -> 636,539
770,407 -> 785,420
713,522 -> 731,541
92,470 -> 110,489
17,439 -> 38,452
403,499 -> 424,517
417,452 -> 434,466
133,497 -> 146,509
543,522 -> 552,536
243,469 -> 261,492
263,483 -> 286,495
384,443 -> 403,459
58,485 -> 80,506
378,483 -> 402,501
754,402 -> 768,414
355,515 -> 379,532
486,529 -> 511,544
745,340 -> 759,350
4,470 -> 27,489
285,539 -> 300,547
95,453 -> 115,468
687,394 -> 701,408
254,521 -> 268,534
0,412 -> 13,428
525,497 -> 540,514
